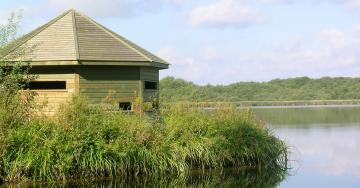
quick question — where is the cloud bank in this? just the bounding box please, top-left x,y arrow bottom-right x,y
188,0 -> 264,28
160,25 -> 360,84
44,0 -> 183,18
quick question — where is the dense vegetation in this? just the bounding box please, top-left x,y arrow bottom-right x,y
0,97 -> 288,182
160,76 -> 360,102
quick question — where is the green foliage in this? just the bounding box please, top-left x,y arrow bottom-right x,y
0,97 -> 288,182
160,76 -> 360,102
0,12 -> 36,163
0,12 -> 21,48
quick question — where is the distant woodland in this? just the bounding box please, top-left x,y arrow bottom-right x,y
159,76 -> 360,102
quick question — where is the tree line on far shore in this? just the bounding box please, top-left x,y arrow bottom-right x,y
159,76 -> 360,102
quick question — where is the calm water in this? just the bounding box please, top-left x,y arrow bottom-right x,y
2,107 -> 360,187
253,106 -> 360,188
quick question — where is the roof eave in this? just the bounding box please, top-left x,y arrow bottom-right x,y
80,60 -> 169,68
1,59 -> 170,68
151,61 -> 169,69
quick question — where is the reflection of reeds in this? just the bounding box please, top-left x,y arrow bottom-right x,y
2,168 -> 288,188
0,96 -> 288,183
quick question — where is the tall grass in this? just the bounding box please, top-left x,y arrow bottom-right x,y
0,96 -> 288,182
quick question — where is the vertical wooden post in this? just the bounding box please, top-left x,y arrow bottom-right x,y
139,80 -> 144,115
74,73 -> 80,95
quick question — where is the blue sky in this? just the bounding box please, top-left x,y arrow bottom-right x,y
1,0 -> 360,84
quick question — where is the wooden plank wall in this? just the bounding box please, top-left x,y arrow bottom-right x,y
78,66 -> 140,105
30,65 -> 159,113
33,74 -> 77,115
140,67 -> 159,102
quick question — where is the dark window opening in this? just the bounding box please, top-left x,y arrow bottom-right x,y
144,81 -> 157,90
119,102 -> 132,111
26,81 -> 66,90
152,101 -> 159,109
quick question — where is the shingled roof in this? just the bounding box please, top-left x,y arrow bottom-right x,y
0,9 -> 169,69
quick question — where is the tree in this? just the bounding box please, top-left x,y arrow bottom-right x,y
0,12 -> 36,130
159,76 -> 360,102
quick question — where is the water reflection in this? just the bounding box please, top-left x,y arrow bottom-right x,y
253,107 -> 360,126
4,107 -> 359,187
1,168 -> 288,188
278,127 -> 360,175
254,107 -> 360,187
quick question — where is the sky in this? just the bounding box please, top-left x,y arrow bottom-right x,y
1,0 -> 360,84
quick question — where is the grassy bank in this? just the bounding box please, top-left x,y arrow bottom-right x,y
0,97 -> 288,182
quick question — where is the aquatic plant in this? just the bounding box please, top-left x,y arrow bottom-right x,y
0,97 -> 288,182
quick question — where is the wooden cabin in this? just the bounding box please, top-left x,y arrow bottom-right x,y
0,9 -> 169,113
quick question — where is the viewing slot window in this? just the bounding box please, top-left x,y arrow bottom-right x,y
144,81 -> 157,90
27,81 -> 66,90
119,102 -> 132,111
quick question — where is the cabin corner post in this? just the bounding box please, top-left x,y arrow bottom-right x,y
74,72 -> 80,95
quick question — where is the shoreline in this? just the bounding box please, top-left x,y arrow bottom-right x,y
164,100 -> 360,109
242,104 -> 360,109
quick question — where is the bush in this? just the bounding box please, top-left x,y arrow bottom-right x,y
0,97 -> 288,182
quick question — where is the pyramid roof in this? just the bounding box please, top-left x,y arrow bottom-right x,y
0,9 -> 169,69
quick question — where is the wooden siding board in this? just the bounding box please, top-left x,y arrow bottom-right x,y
140,67 -> 159,102
78,66 -> 140,104
80,84 -> 139,90
78,66 -> 140,81
31,73 -> 76,113
27,65 -> 160,111
140,67 -> 159,81
30,65 -> 76,74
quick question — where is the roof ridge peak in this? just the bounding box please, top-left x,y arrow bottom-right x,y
71,10 -> 80,61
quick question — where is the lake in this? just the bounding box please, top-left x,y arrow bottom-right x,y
253,106 -> 360,188
2,106 -> 359,187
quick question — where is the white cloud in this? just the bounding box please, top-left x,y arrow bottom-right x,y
267,0 -> 360,9
158,47 -> 211,82
234,26 -> 360,79
43,0 -> 183,18
159,24 -> 360,84
325,0 -> 360,8
188,0 -> 264,28
244,25 -> 360,78
186,0 -> 360,29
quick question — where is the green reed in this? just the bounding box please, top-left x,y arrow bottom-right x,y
0,97 -> 288,182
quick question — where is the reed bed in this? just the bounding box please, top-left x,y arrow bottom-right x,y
0,97 -> 288,182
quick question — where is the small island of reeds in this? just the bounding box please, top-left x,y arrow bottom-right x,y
0,96 -> 288,183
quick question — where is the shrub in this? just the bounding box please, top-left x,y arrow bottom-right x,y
0,97 -> 288,182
